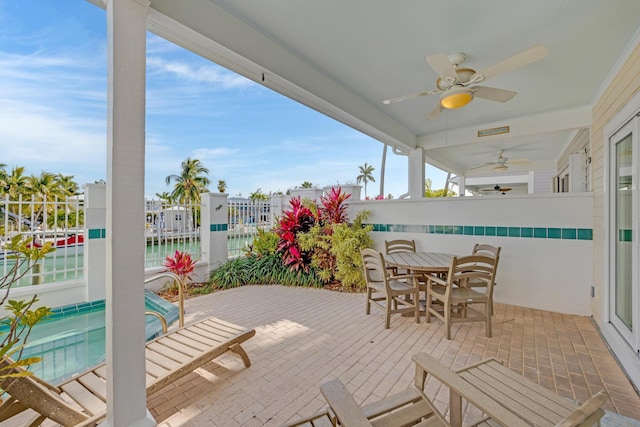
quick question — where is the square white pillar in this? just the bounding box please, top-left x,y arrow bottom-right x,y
105,0 -> 154,425
408,148 -> 425,199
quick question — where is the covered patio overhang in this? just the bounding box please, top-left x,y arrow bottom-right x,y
87,0 -> 640,425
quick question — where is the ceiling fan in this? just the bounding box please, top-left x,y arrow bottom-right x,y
382,44 -> 548,119
481,185 -> 512,195
469,150 -> 529,171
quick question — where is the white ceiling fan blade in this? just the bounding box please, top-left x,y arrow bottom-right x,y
473,86 -> 517,103
508,158 -> 530,164
474,44 -> 548,82
383,89 -> 440,105
427,103 -> 444,120
468,162 -> 495,171
425,53 -> 458,84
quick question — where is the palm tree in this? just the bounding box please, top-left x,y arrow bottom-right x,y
26,172 -> 67,227
57,174 -> 79,197
165,158 -> 211,204
4,166 -> 28,200
300,181 -> 314,188
356,162 -> 376,198
0,163 -> 7,195
248,188 -> 269,201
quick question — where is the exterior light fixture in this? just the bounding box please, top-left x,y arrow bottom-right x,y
440,87 -> 474,109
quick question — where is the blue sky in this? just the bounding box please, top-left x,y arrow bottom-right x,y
0,1 -> 447,199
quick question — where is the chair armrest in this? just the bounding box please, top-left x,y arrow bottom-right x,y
423,273 -> 447,286
320,379 -> 372,427
553,391 -> 609,427
387,273 -> 423,281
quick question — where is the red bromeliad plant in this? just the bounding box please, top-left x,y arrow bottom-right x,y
275,196 -> 316,273
163,250 -> 197,285
319,186 -> 350,226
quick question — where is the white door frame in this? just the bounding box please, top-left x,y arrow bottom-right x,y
603,89 -> 640,388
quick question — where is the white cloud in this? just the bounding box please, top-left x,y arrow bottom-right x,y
146,56 -> 254,89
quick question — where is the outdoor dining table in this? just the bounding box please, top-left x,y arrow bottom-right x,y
384,251 -> 455,275
384,251 -> 456,317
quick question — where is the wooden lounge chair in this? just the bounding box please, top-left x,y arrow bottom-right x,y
320,379 -> 445,427
0,317 -> 255,426
412,352 -> 610,427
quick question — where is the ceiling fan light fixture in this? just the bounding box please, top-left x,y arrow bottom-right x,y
440,87 -> 473,109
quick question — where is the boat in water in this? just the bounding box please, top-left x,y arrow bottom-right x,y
1,233 -> 85,261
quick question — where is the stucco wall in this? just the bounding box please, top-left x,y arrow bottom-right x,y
590,41 -> 640,324
350,193 -> 594,316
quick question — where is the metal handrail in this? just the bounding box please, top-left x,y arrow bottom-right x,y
144,271 -> 185,327
145,310 -> 168,334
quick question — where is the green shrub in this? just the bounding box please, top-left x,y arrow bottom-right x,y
245,229 -> 279,256
207,253 -> 322,289
298,209 -> 372,291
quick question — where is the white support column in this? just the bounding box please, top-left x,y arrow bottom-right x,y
269,194 -> 286,227
83,183 -> 107,302
408,148 -> 425,199
458,176 -> 466,197
105,0 -> 153,426
201,193 -> 229,270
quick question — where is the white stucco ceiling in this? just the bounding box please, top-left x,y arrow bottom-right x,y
141,0 -> 640,176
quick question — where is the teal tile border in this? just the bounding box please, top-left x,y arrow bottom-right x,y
88,228 -> 106,239
365,223 -> 593,241
209,223 -> 228,232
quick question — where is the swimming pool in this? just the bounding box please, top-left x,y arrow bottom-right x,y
19,291 -> 179,384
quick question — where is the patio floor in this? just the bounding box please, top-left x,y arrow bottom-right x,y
149,285 -> 640,426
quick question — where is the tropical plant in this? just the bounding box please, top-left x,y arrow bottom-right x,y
297,189 -> 372,289
207,253 -> 322,289
300,181 -> 314,189
165,158 -> 211,204
163,251 -> 197,284
217,180 -> 227,193
356,162 -> 376,198
275,196 -> 316,273
155,191 -> 173,203
425,179 -> 457,197
162,250 -> 197,296
248,188 -> 269,201
245,229 -> 279,256
0,236 -> 53,382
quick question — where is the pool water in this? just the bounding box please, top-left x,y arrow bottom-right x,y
19,291 -> 179,384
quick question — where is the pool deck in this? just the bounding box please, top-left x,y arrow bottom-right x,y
146,285 -> 640,426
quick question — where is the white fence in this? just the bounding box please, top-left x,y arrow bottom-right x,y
0,195 -> 84,287
1,194 -> 275,287
227,198 -> 272,257
144,198 -> 202,268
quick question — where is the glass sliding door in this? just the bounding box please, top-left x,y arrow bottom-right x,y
609,119 -> 638,347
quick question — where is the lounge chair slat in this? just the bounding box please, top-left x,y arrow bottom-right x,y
155,336 -> 202,358
178,328 -> 226,347
191,323 -> 237,341
145,348 -> 183,370
370,400 -> 434,427
76,372 -> 107,401
202,317 -> 248,334
361,387 -> 422,419
145,358 -> 172,378
170,331 -> 216,352
60,381 -> 105,416
146,341 -> 192,364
